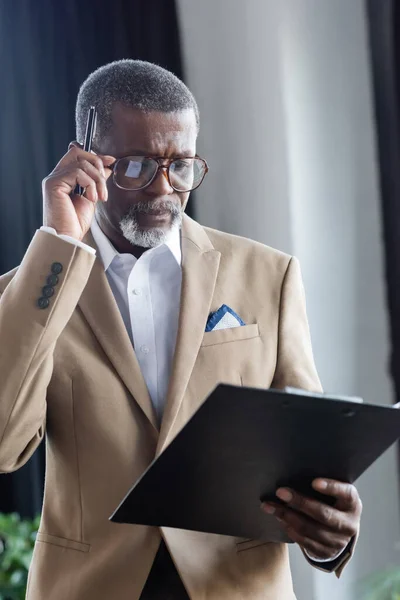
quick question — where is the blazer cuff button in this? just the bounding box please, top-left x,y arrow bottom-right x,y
51,262 -> 63,275
37,297 -> 50,310
42,285 -> 55,298
47,274 -> 59,286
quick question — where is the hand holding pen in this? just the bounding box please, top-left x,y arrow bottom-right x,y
42,107 -> 115,241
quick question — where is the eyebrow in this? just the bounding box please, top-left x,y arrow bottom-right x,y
117,150 -> 196,159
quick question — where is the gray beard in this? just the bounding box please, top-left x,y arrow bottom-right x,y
119,199 -> 183,248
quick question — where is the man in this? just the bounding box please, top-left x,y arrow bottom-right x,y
0,60 -> 361,599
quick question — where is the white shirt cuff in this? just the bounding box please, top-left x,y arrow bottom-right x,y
40,226 -> 96,256
303,547 -> 345,563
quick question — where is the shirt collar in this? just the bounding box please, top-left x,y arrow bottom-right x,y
90,215 -> 182,272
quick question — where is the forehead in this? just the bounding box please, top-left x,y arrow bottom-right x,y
103,103 -> 198,157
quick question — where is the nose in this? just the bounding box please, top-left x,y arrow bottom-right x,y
145,166 -> 174,196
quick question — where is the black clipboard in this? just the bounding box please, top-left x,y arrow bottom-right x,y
110,384 -> 400,543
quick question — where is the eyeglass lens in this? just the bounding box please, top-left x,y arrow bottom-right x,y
114,157 -> 206,192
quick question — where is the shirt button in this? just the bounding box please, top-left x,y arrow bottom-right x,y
140,345 -> 150,354
132,289 -> 142,296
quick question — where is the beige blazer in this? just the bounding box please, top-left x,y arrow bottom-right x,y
0,215 -> 353,599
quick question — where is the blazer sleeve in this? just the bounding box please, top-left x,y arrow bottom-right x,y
271,256 -> 358,577
0,230 -> 95,473
271,256 -> 322,393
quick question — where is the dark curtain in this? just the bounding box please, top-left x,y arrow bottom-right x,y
366,0 -> 400,406
0,0 -> 188,517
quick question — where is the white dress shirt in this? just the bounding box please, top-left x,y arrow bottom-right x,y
90,217 -> 182,422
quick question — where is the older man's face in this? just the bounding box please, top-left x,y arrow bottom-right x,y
95,104 -> 198,249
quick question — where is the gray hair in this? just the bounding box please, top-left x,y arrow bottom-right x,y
75,59 -> 199,145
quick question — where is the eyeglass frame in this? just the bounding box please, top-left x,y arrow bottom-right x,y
108,154 -> 209,193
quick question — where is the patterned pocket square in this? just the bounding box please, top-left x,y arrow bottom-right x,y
205,304 -> 246,332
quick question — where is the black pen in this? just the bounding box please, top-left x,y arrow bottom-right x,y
74,106 -> 97,196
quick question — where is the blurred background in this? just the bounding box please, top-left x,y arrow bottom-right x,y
0,0 -> 399,598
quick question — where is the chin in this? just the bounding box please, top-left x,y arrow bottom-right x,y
119,222 -> 172,249
119,210 -> 182,249
139,220 -> 170,232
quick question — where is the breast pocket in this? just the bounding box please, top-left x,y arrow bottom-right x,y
184,324 -> 268,413
201,324 -> 260,347
199,323 -> 262,386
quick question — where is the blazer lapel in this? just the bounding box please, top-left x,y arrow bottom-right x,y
156,216 -> 221,455
78,230 -> 158,432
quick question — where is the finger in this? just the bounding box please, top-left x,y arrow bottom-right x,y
74,148 -> 115,172
273,489 -> 356,536
262,500 -> 355,539
271,506 -> 351,553
282,522 -> 346,561
70,141 -> 116,168
58,144 -> 115,170
44,166 -> 97,202
73,169 -> 98,203
265,504 -> 348,558
312,480 -> 362,513
76,158 -> 108,201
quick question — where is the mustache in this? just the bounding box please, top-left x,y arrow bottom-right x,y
127,199 -> 181,216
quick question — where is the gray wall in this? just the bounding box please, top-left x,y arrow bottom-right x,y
177,0 -> 400,598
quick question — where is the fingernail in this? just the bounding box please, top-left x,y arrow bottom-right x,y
276,488 -> 293,503
262,504 -> 276,515
314,480 -> 328,491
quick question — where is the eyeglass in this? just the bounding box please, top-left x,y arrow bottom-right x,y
109,155 -> 209,193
